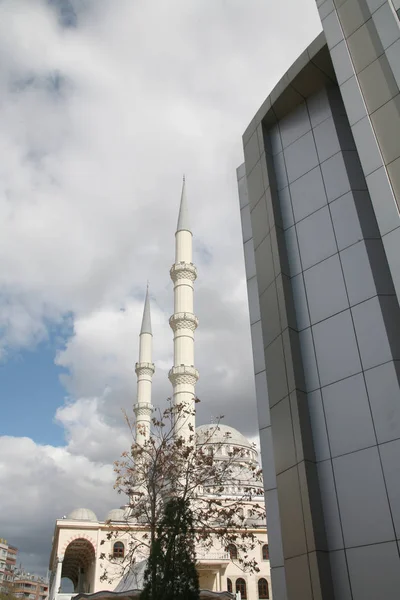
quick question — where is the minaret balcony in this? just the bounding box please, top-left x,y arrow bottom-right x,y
135,362 -> 155,376
170,262 -> 197,282
169,312 -> 199,331
133,402 -> 153,417
168,365 -> 199,386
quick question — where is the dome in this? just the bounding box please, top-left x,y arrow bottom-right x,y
106,508 -> 125,522
67,508 -> 98,522
195,424 -> 262,496
196,424 -> 254,450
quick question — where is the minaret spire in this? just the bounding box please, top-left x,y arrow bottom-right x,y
140,283 -> 152,334
134,285 -> 155,445
168,177 -> 199,440
177,175 -> 190,233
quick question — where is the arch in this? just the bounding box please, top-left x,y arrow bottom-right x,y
258,578 -> 269,599
236,578 -> 247,599
262,544 -> 269,560
61,538 -> 96,593
227,578 -> 232,593
61,534 -> 96,556
227,543 -> 237,560
112,542 -> 124,559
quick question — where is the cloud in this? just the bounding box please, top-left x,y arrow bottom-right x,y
0,436 -> 118,574
0,0 -> 322,575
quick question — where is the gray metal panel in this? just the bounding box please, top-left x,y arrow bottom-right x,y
370,94 -> 400,165
322,373 -> 376,457
250,321 -> 265,375
352,296 -> 397,370
339,75 -> 368,126
379,438 -> 400,537
304,254 -> 349,324
308,390 -> 331,461
366,166 -> 399,235
364,360 -> 400,444
291,273 -> 310,330
328,550 -> 352,600
246,276 -> 261,325
279,102 -> 311,149
290,166 -> 327,223
318,461 -> 345,550
333,446 -> 395,547
312,310 -> 362,386
284,132 -> 319,184
314,116 -> 342,161
321,151 -> 353,201
271,397 -> 297,474
299,328 -> 320,392
340,240 -> 381,305
296,206 -> 337,270
358,55 -> 399,114
277,466 -> 308,559
260,426 -> 279,492
284,554 -> 313,600
351,114 -> 384,174
265,488 -> 285,567
255,370 -> 270,429
346,542 -> 400,600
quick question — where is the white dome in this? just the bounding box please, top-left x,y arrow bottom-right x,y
106,508 -> 125,522
196,424 -> 255,450
67,508 -> 98,522
196,424 -> 262,496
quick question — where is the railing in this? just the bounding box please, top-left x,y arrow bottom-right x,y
196,552 -> 230,561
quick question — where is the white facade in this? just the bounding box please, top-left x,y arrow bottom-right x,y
48,478 -> 270,599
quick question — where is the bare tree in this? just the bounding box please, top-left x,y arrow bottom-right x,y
100,399 -> 265,583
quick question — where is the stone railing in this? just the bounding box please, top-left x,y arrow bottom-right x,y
196,552 -> 230,561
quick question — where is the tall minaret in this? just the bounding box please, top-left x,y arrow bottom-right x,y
168,177 -> 199,440
134,286 -> 155,445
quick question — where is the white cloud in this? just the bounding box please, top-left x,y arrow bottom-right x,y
0,436 -> 118,574
0,0 -> 322,575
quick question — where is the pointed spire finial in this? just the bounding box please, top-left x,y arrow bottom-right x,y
176,175 -> 191,233
140,285 -> 152,335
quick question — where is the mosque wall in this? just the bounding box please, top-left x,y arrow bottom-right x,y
50,519 -> 271,599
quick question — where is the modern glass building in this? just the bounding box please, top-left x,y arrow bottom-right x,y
237,2 -> 400,599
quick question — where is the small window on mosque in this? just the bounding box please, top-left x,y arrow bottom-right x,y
258,578 -> 269,599
227,544 -> 238,560
262,544 -> 269,561
227,578 -> 232,593
112,542 -> 124,559
236,578 -> 247,599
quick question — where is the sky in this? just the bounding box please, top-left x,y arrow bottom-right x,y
0,0 -> 321,577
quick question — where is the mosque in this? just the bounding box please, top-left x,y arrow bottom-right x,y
47,181 -> 271,600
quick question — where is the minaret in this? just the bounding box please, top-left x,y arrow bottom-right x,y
168,177 -> 199,440
134,286 -> 155,445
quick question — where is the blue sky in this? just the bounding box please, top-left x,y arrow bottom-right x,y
0,336 -> 67,446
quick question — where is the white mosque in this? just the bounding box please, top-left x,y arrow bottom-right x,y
47,180 -> 271,600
